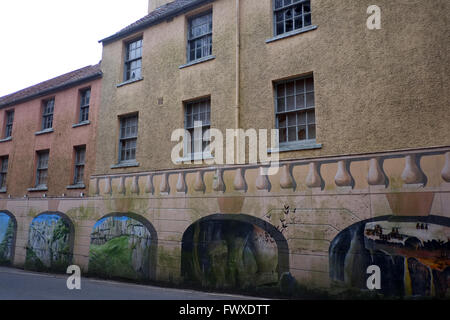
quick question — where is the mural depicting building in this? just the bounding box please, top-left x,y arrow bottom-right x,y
89,215 -> 154,280
330,216 -> 450,298
0,0 -> 448,299
25,214 -> 73,272
0,212 -> 15,265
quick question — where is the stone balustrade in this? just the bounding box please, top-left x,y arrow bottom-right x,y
90,146 -> 450,196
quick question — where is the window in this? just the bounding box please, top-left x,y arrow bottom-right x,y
79,89 -> 90,123
36,150 -> 49,187
185,98 -> 211,158
275,75 -> 316,144
274,0 -> 311,36
187,11 -> 213,63
73,146 -> 86,185
4,110 -> 14,138
0,156 -> 8,190
42,99 -> 54,130
124,39 -> 142,81
119,115 -> 138,162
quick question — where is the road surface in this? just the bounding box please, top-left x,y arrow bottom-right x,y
0,266 -> 261,300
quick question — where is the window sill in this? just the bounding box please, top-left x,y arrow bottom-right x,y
72,121 -> 90,128
268,141 -> 322,153
27,186 -> 48,192
0,188 -> 6,193
266,25 -> 318,44
176,153 -> 214,163
35,128 -> 54,136
66,184 -> 86,190
116,77 -> 144,88
0,137 -> 12,143
179,55 -> 216,69
111,161 -> 140,169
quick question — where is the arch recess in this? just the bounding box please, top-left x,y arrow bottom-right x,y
181,213 -> 289,290
25,211 -> 75,272
329,215 -> 450,298
0,211 -> 17,266
88,212 -> 158,281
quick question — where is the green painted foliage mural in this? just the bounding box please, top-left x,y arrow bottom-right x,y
25,214 -> 72,272
88,216 -> 152,280
0,212 -> 15,265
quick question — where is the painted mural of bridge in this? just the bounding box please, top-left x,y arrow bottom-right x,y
1,146 -> 449,298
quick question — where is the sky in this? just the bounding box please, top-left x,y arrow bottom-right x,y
0,0 -> 149,97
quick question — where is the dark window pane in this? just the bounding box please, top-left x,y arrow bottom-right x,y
306,93 -> 315,108
276,12 -> 284,22
304,14 -> 311,26
307,111 -> 315,124
308,125 -> 316,139
295,17 -> 303,29
275,0 -> 283,9
278,114 -> 286,128
285,8 -> 293,19
298,125 -> 307,140
286,96 -> 295,111
298,112 -> 306,125
277,84 -> 285,97
286,82 -> 295,96
285,19 -> 293,32
276,22 -> 284,35
287,114 -> 296,126
296,94 -> 305,109
306,77 -> 314,91
288,127 -> 297,142
279,128 -> 287,143
277,98 -> 285,113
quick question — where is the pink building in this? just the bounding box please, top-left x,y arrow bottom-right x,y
0,64 -> 102,198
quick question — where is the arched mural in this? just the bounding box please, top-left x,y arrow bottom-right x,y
329,215 -> 450,298
0,211 -> 16,265
88,213 -> 157,281
181,214 -> 289,290
25,212 -> 74,272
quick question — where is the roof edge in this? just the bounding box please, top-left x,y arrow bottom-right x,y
99,0 -> 214,45
0,72 -> 102,109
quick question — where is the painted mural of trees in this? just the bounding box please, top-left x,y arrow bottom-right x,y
0,213 -> 15,265
25,214 -> 73,272
88,215 -> 153,280
181,218 -> 279,290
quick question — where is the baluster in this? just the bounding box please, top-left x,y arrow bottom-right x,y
280,164 -> 295,189
176,172 -> 186,193
213,169 -> 225,192
401,155 -> 425,185
160,173 -> 169,193
233,168 -> 246,191
335,160 -> 353,187
193,171 -> 206,192
306,162 -> 322,188
442,152 -> 450,182
367,158 -> 386,186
